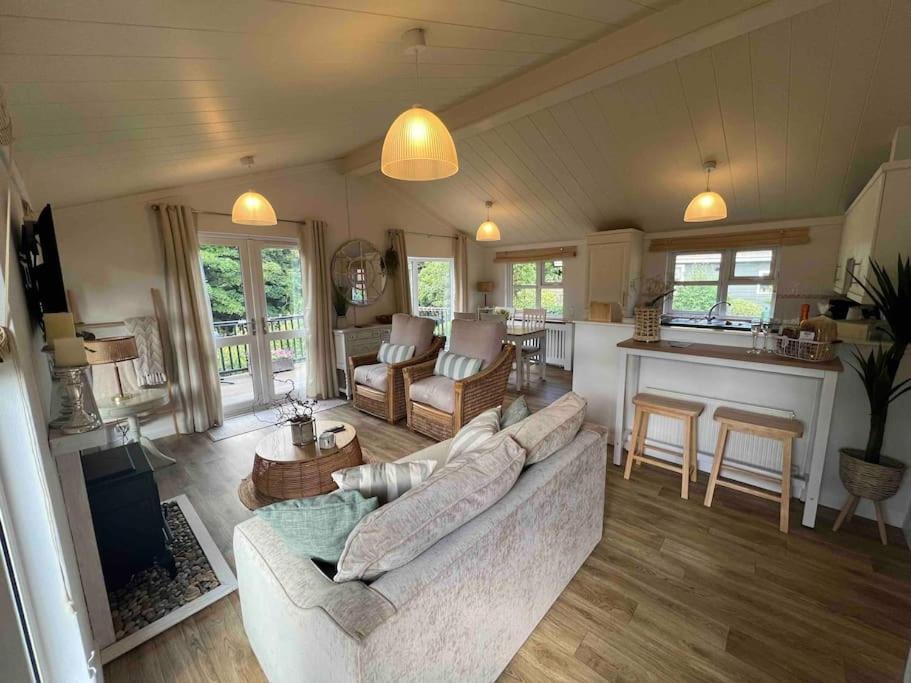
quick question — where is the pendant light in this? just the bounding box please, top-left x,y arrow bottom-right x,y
381,29 -> 458,182
476,200 -> 501,242
231,155 -> 277,226
684,160 -> 727,222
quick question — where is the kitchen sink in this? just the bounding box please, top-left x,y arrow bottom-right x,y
661,317 -> 753,331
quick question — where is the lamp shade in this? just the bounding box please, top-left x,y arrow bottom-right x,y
381,106 -> 459,181
232,190 -> 277,226
84,336 -> 139,365
683,190 -> 727,222
476,281 -> 494,293
475,220 -> 500,242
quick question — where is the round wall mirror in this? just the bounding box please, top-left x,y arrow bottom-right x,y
330,239 -> 387,306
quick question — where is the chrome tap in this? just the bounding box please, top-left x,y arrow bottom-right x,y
706,301 -> 729,322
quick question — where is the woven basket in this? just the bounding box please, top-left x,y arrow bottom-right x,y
633,307 -> 661,342
839,448 -> 906,501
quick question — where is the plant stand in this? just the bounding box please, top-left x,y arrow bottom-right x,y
832,495 -> 889,545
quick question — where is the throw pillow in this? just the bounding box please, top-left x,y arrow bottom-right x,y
331,460 -> 437,505
256,490 -> 378,564
504,391 -> 587,465
448,407 -> 501,462
434,350 -> 483,380
334,435 -> 526,582
500,395 -> 530,429
376,342 -> 415,365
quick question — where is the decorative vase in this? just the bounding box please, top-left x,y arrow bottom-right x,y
633,307 -> 661,343
53,366 -> 103,434
838,448 -> 905,501
289,419 -> 315,446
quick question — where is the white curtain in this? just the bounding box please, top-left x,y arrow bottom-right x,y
154,204 -> 223,431
300,220 -> 338,399
388,228 -> 412,314
453,231 -> 469,312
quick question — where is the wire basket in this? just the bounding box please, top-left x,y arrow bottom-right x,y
773,335 -> 839,362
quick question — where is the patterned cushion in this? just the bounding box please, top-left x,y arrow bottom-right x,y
502,391 -> 587,465
500,395 -> 530,429
434,350 -> 483,381
376,342 -> 415,365
353,362 -> 388,392
255,490 -> 378,564
448,407 -> 501,462
334,435 -> 526,582
389,314 -> 436,354
332,460 -> 437,505
408,375 -> 456,413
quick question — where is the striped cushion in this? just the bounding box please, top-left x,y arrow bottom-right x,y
448,407 -> 501,462
433,350 -> 483,381
376,342 -> 415,365
331,460 -> 437,505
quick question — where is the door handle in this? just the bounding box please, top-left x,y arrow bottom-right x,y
250,318 -> 257,336
262,316 -> 268,333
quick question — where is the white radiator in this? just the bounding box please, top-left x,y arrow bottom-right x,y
544,322 -> 573,370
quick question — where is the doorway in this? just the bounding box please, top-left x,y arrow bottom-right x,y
199,237 -> 307,415
408,257 -> 454,338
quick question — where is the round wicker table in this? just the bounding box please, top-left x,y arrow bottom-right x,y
238,421 -> 362,510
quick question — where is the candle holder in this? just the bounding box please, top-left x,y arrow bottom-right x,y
52,365 -> 103,434
44,350 -> 72,429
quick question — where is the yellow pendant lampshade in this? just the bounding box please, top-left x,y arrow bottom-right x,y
381,106 -> 459,181
231,155 -> 277,226
684,160 -> 727,222
476,200 -> 501,242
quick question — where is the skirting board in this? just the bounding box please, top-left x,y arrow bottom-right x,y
100,494 -> 237,664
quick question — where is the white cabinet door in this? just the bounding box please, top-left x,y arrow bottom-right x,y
588,243 -> 630,308
838,173 -> 883,302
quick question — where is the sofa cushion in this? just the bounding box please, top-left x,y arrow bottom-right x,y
408,375 -> 455,414
390,313 -> 436,354
448,407 -> 500,462
334,435 -> 526,582
255,490 -> 378,564
332,460 -> 437,505
449,318 -> 505,369
503,391 -> 588,465
500,395 -> 530,429
376,342 -> 414,365
353,362 -> 388,392
433,350 -> 483,381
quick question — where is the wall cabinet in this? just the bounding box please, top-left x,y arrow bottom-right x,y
586,229 -> 643,317
836,160 -> 911,302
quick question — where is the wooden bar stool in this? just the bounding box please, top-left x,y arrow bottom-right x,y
704,407 -> 804,533
623,393 -> 704,500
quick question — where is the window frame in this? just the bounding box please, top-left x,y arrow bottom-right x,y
506,259 -> 565,319
407,256 -> 455,321
664,247 -> 779,319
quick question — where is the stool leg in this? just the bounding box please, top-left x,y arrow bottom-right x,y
634,412 -> 649,467
624,407 -> 643,480
779,437 -> 793,533
704,424 -> 728,508
833,495 -> 860,532
873,502 -> 888,545
689,416 -> 698,482
681,417 -> 692,500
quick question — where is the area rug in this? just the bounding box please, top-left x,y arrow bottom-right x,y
101,494 -> 237,664
207,398 -> 349,441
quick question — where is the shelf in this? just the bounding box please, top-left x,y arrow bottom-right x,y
48,427 -> 108,457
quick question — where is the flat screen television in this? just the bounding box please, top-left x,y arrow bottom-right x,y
17,204 -> 68,328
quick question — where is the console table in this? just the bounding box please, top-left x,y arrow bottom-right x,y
334,325 -> 391,397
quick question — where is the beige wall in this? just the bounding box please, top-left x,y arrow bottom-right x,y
53,163 -> 462,325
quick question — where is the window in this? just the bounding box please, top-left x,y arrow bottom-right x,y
508,260 -> 564,318
666,249 -> 776,319
408,257 -> 454,336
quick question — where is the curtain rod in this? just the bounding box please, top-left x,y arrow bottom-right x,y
401,230 -> 457,240
150,205 -> 307,226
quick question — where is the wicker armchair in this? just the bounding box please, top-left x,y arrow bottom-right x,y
349,335 -> 445,424
403,344 -> 515,441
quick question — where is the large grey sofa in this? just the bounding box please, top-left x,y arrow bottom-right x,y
233,419 -> 608,682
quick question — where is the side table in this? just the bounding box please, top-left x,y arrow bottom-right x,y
97,387 -> 174,470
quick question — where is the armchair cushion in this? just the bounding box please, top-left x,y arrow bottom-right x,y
409,375 -> 455,414
390,314 -> 436,354
376,342 -> 414,364
449,319 -> 506,369
433,350 -> 483,380
353,362 -> 389,392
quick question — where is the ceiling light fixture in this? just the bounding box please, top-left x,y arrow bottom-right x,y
381,29 -> 458,182
476,200 -> 501,242
684,160 -> 727,222
231,155 -> 277,226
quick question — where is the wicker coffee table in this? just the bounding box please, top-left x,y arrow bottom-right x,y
238,420 -> 362,510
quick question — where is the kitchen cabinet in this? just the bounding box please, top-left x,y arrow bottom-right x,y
836,159 -> 911,302
586,229 -> 643,317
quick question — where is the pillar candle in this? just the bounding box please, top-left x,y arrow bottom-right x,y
44,312 -> 76,348
53,337 -> 87,367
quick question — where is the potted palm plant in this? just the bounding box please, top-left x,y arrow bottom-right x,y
838,256 -> 910,532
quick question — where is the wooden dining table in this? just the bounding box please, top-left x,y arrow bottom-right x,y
505,323 -> 547,389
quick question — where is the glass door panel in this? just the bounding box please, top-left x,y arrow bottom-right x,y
409,257 -> 454,338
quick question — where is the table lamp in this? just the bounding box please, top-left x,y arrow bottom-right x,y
84,336 -> 139,404
476,281 -> 494,307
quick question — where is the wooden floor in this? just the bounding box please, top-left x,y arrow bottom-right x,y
105,368 -> 911,682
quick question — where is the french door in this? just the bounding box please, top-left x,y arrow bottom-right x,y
408,257 -> 454,338
199,237 -> 307,415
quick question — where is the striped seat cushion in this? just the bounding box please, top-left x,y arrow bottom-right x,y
331,460 -> 437,505
448,407 -> 501,462
376,342 -> 415,365
433,350 -> 483,381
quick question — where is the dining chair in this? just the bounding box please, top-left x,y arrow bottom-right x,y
519,308 -> 547,385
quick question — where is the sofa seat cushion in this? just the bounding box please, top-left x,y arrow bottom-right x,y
449,318 -> 506,368
390,313 -> 436,354
334,435 -> 527,582
408,375 -> 455,414
353,362 -> 388,392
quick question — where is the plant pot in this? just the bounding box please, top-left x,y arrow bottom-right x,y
272,357 -> 294,373
838,448 -> 906,501
289,419 -> 315,446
